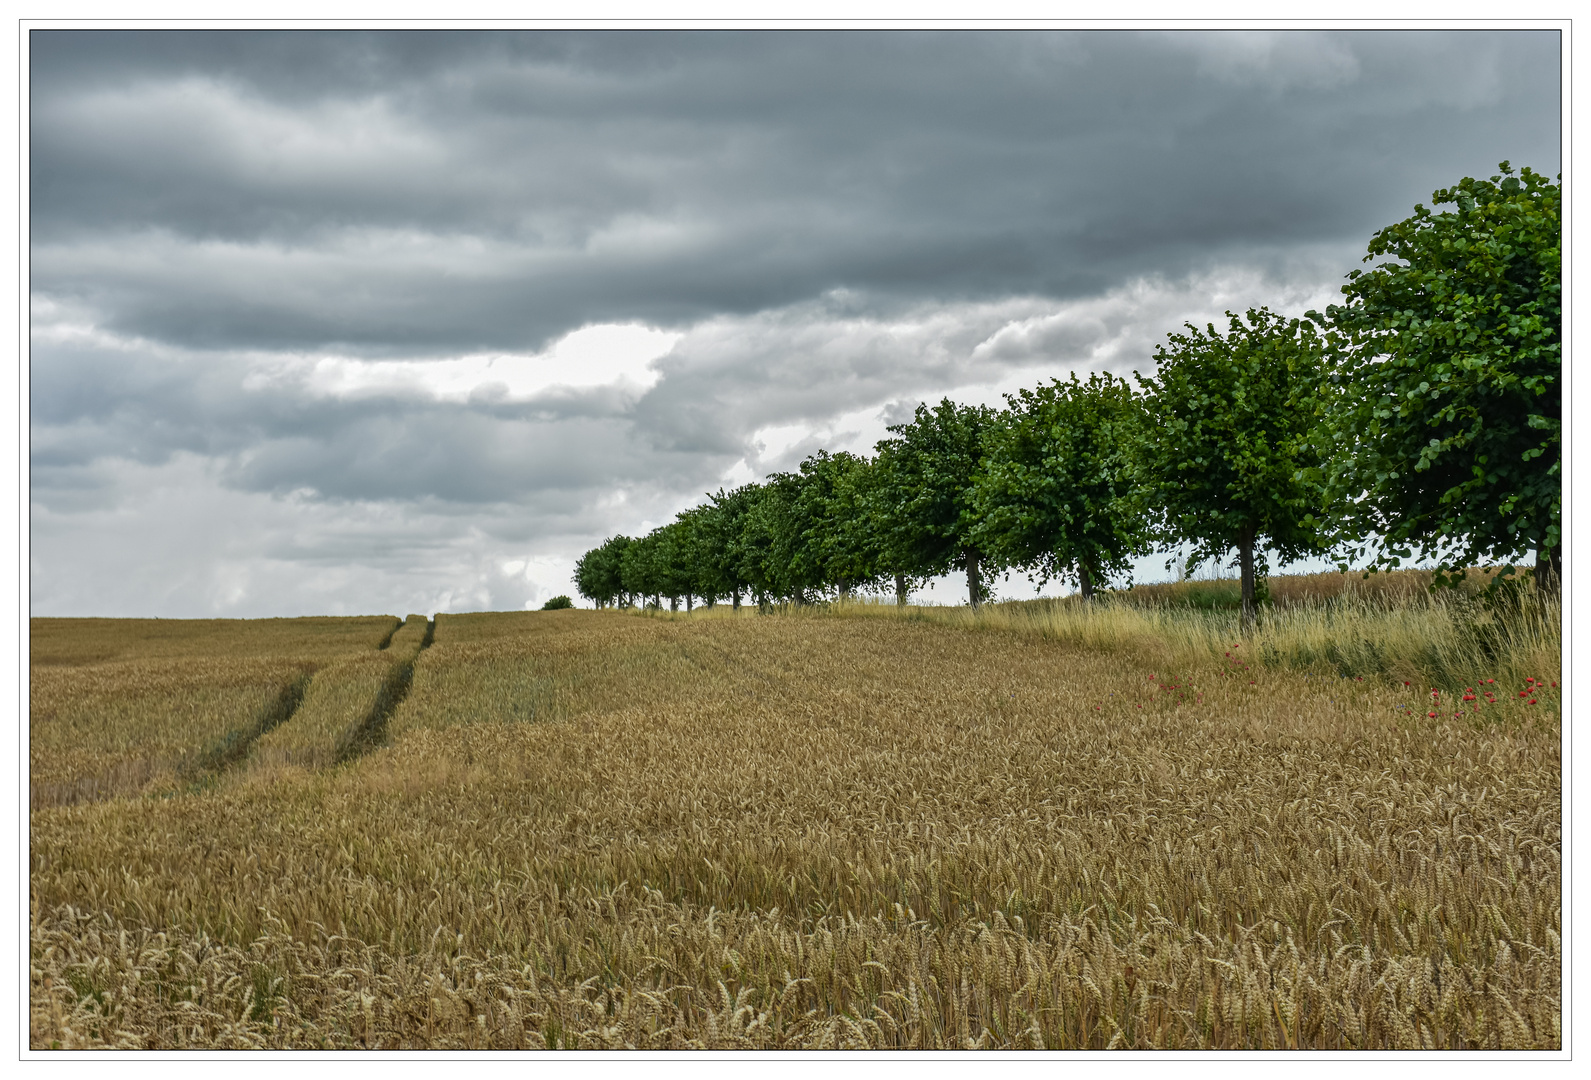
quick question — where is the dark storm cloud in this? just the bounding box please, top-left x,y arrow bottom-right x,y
32,30 -> 1560,355
28,28 -> 1563,616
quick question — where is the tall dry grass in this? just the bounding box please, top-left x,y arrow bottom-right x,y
30,606 -> 1560,1049
822,574 -> 1558,695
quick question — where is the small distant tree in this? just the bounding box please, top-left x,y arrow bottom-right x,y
971,373 -> 1148,600
1135,307 -> 1332,630
1310,162 -> 1561,595
540,595 -> 574,610
872,399 -> 998,608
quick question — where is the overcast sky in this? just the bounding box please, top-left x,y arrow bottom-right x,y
28,28 -> 1562,617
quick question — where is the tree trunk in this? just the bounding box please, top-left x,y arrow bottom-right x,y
1537,544 -> 1561,601
686,593 -> 694,612
895,573 -> 907,607
1238,526 -> 1256,633
1078,560 -> 1094,602
838,580 -> 851,603
669,596 -> 678,612
966,549 -> 983,610
732,589 -> 741,611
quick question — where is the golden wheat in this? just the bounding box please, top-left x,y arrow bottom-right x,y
248,615 -> 431,773
29,616 -> 397,806
29,598 -> 1560,1049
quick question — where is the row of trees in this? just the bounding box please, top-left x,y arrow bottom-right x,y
575,164 -> 1560,627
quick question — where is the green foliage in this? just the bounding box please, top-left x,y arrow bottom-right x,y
970,372 -> 1148,598
670,503 -> 724,604
740,471 -> 823,603
653,519 -> 697,605
794,450 -> 885,597
872,399 -> 998,604
1134,307 -> 1331,623
705,485 -> 760,605
574,535 -> 631,608
1310,163 -> 1561,588
540,595 -> 574,611
620,530 -> 665,605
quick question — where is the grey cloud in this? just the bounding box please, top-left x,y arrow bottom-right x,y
31,339 -> 730,510
1170,30 -> 1362,90
221,410 -> 705,504
31,30 -> 1559,356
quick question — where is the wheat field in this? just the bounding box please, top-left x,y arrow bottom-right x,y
29,591 -> 1561,1049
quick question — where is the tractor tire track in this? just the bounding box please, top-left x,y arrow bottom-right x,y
336,617 -> 436,764
375,616 -> 403,651
181,668 -> 316,785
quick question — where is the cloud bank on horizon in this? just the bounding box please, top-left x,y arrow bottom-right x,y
29,29 -> 1562,617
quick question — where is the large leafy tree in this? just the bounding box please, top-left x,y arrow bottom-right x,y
705,484 -> 759,608
872,399 -> 998,607
656,516 -> 699,610
970,373 -> 1148,600
1310,163 -> 1561,594
573,534 -> 631,608
672,502 -> 728,608
794,450 -> 885,599
1135,307 -> 1331,629
620,530 -> 665,609
862,449 -> 926,606
737,473 -> 822,605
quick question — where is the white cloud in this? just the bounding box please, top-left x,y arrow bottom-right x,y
241,322 -> 681,402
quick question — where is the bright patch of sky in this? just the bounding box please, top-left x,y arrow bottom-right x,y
241,323 -> 680,402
